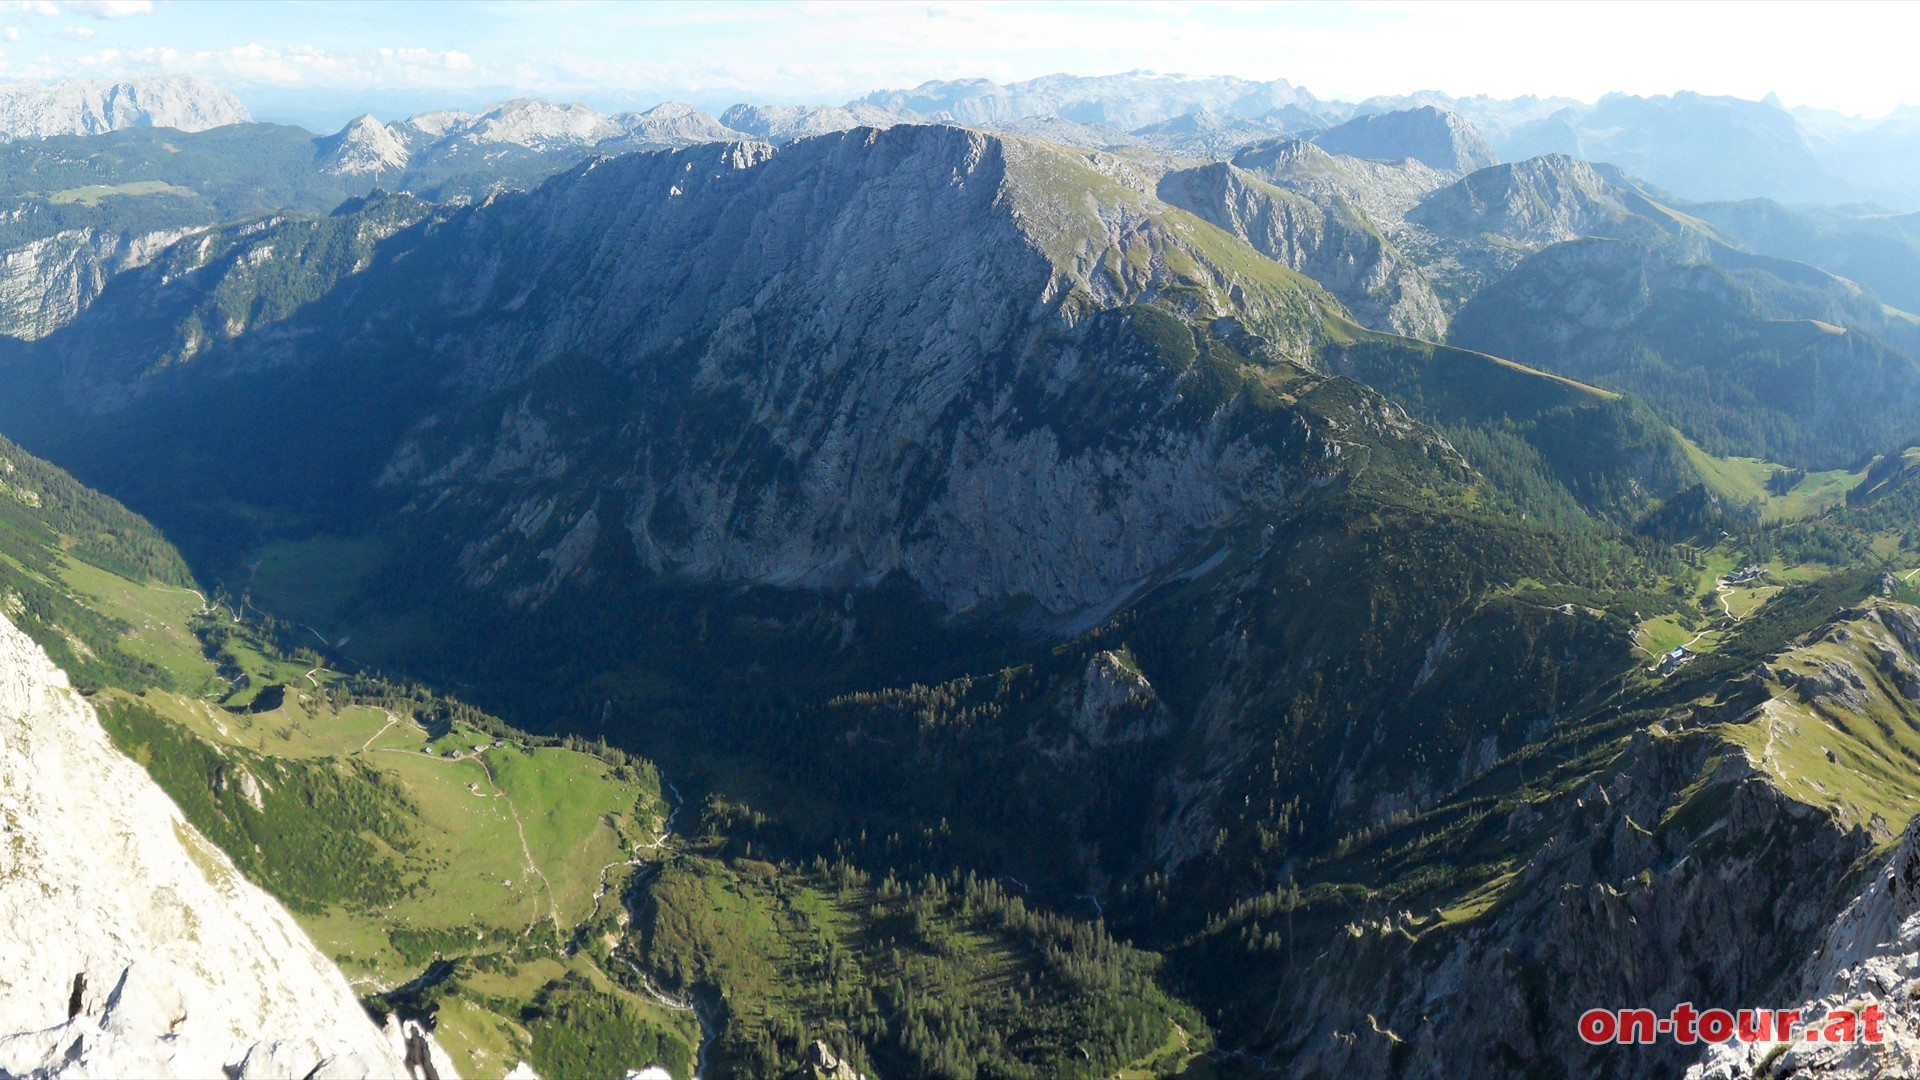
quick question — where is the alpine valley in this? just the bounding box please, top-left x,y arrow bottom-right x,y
6,67 -> 1920,1080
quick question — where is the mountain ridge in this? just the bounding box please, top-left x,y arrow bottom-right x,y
0,75 -> 248,140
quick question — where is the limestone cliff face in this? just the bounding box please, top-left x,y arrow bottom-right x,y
0,122 -> 1481,636
0,226 -> 203,341
1274,734 -> 1873,1079
3,126 -> 1455,626
22,193 -> 435,405
0,76 -> 248,140
1157,160 -> 1446,338
0,613 -> 430,1079
341,126 -> 1439,617
1231,137 -> 1453,229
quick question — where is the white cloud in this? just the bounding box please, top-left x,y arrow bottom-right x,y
61,41 -> 483,89
58,23 -> 91,39
0,0 -> 152,19
62,0 -> 154,18
0,25 -> 18,40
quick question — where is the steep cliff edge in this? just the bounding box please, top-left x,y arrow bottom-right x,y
0,612 -> 433,1079
1178,593 -> 1920,1078
1691,813 -> 1920,1078
0,226 -> 204,341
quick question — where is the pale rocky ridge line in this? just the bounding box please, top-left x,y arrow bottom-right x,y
1310,105 -> 1499,176
0,611 -> 455,1079
317,114 -> 413,176
860,71 -> 1338,130
0,75 -> 248,140
1155,159 -> 1448,338
716,102 -> 917,144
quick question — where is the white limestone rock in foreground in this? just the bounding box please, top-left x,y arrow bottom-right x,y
1689,814 -> 1920,1079
0,612 -> 430,1079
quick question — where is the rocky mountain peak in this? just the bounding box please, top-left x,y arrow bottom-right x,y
1155,159 -> 1447,337
1409,153 -> 1629,244
717,102 -> 917,144
470,97 -> 622,148
1312,105 -> 1498,175
617,101 -> 742,145
0,75 -> 249,141
860,71 -> 1329,130
315,113 -> 411,176
1231,136 -> 1342,177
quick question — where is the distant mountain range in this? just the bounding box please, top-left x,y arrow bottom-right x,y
0,75 -> 250,139
6,72 -> 1918,211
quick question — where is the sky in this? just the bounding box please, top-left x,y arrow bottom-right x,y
0,0 -> 1915,131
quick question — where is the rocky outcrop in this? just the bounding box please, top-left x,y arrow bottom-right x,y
1408,154 -> 1632,247
1068,650 -> 1168,747
0,612 -> 427,1078
0,76 -> 248,140
1231,137 -> 1454,226
0,226 -> 203,340
1799,659 -> 1872,710
1158,160 -> 1446,337
1312,106 -> 1498,175
1690,815 -> 1920,1078
615,102 -> 742,146
316,114 -> 411,176
717,103 -> 916,143
1202,599 -> 1920,1079
790,1039 -> 863,1080
1270,699 -> 1877,1079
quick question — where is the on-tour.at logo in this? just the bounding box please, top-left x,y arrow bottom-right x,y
1579,1003 -> 1885,1046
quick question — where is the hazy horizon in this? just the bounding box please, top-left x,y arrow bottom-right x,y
1,1 -> 1915,133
